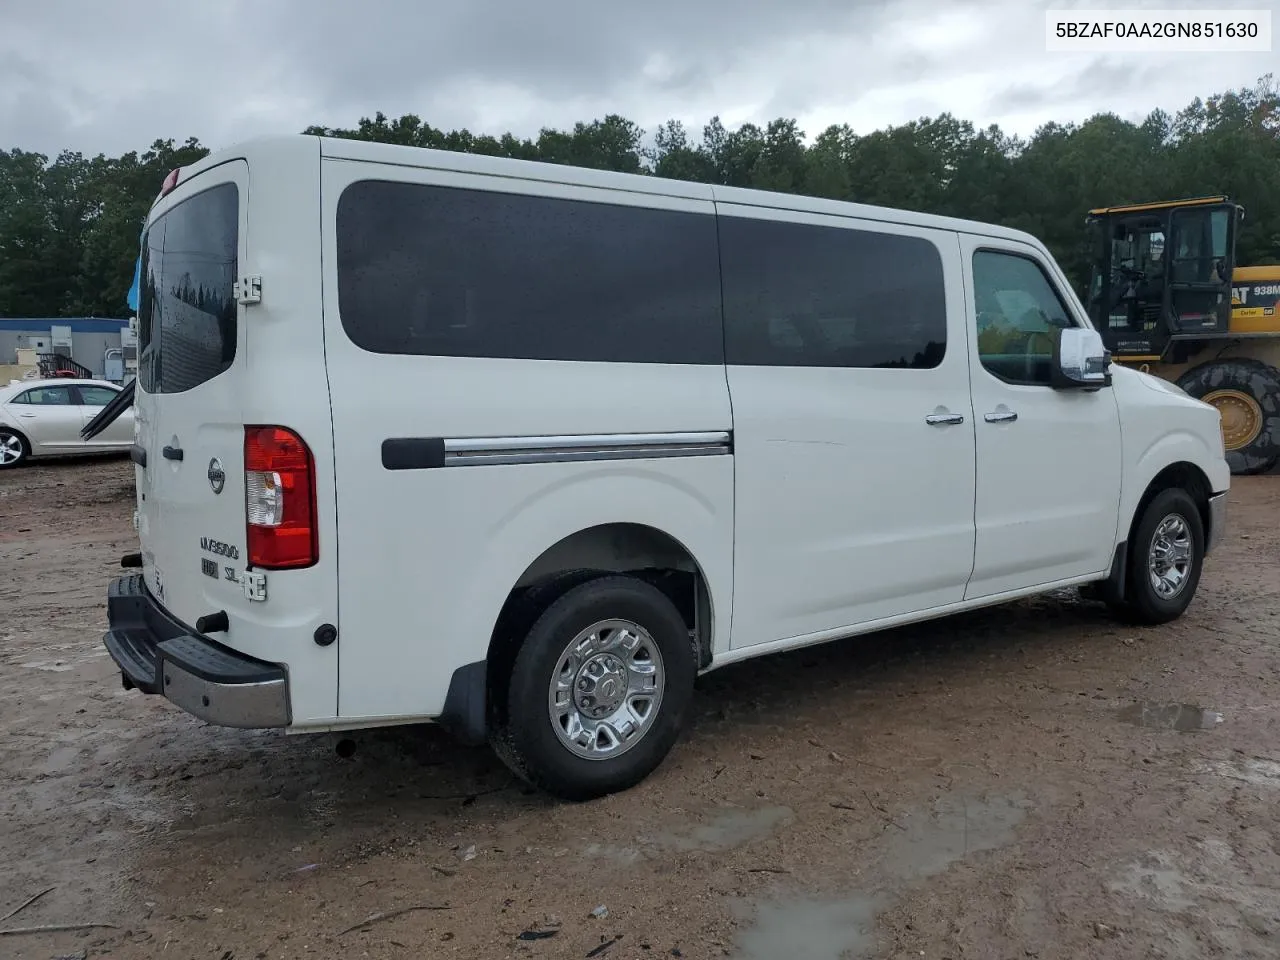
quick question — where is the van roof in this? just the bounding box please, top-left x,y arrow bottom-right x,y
175,134 -> 1049,253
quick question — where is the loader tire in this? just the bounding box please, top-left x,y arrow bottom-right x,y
1176,358 -> 1280,475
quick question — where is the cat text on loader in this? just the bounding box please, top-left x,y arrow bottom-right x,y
1085,195 -> 1280,475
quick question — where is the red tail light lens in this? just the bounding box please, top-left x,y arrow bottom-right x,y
244,426 -> 317,569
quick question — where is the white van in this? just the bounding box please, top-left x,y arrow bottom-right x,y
100,135 -> 1230,801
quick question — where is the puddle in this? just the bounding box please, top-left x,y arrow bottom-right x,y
14,645 -> 110,672
580,842 -> 644,865
24,776 -> 173,828
18,659 -> 78,672
1117,702 -> 1223,732
1108,852 -> 1198,910
580,805 -> 794,866
732,794 -> 1027,960
647,805 -> 795,854
881,793 -> 1028,881
40,744 -> 82,775
732,895 -> 882,960
1202,757 -> 1280,788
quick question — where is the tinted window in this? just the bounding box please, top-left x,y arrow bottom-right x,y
336,181 -> 723,364
1170,207 -> 1231,284
139,183 -> 239,394
720,216 -> 946,368
78,386 -> 120,406
15,386 -> 74,405
973,250 -> 1076,386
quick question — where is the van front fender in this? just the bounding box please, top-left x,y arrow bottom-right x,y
1120,429 -> 1226,540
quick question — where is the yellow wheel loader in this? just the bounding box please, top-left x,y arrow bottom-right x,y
1085,196 -> 1280,474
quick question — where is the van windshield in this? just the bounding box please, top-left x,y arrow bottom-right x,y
138,182 -> 239,394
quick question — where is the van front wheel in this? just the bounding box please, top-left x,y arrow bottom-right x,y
1120,488 -> 1206,625
494,575 -> 695,801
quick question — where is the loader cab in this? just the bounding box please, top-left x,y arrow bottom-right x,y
1085,197 -> 1242,360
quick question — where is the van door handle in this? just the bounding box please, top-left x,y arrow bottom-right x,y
162,445 -> 184,461
925,413 -> 965,426
984,411 -> 1019,423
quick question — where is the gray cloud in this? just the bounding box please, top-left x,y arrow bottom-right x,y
0,0 -> 1270,157
988,57 -> 1169,117
268,0 -> 893,99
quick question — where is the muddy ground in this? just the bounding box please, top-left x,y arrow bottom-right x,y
1,456 -> 1278,960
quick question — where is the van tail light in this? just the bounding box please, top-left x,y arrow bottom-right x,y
244,426 -> 317,569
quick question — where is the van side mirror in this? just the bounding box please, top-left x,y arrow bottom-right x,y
1051,327 -> 1112,390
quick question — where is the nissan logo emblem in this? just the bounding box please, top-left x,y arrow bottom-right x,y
208,457 -> 226,495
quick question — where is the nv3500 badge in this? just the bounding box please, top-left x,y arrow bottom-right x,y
200,537 -> 239,560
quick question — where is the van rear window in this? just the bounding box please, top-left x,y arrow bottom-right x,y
138,183 -> 239,394
335,181 -> 723,365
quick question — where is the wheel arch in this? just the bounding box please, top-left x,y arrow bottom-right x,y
479,522 -> 718,730
432,465 -> 732,747
1125,460 -> 1214,553
488,522 -> 716,670
1094,460 -> 1214,609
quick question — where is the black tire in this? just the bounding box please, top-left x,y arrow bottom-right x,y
491,575 -> 695,802
1118,488 -> 1205,626
0,428 -> 30,469
486,569 -> 604,783
1176,359 -> 1280,475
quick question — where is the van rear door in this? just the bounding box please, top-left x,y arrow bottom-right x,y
134,163 -> 252,628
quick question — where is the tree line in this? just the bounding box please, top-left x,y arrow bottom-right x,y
1,74 -> 1275,319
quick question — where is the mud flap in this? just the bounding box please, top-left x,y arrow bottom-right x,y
439,660 -> 487,746
1081,541 -> 1127,604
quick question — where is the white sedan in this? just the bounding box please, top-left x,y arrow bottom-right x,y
0,378 -> 134,469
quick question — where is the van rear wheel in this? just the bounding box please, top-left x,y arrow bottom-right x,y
492,575 -> 695,801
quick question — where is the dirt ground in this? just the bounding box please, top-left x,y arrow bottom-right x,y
2,456 -> 1278,960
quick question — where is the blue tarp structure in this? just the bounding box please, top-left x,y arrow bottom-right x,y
0,318 -> 128,333
126,244 -> 141,313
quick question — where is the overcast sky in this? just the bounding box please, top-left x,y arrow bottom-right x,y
1,0 -> 1274,157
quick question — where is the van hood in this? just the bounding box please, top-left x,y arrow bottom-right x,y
1132,368 -> 1190,399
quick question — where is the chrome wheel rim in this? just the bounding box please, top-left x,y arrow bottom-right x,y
0,433 -> 22,465
547,619 -> 665,761
1149,513 -> 1193,600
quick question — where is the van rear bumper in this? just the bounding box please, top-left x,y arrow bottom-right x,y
103,574 -> 292,729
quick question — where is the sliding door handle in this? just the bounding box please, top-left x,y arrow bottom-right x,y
925,413 -> 965,426
984,411 -> 1019,423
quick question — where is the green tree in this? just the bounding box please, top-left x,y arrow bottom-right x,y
2,74 -> 1278,318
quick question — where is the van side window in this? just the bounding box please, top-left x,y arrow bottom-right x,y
719,216 -> 946,368
973,250 -> 1077,386
336,181 -> 723,365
